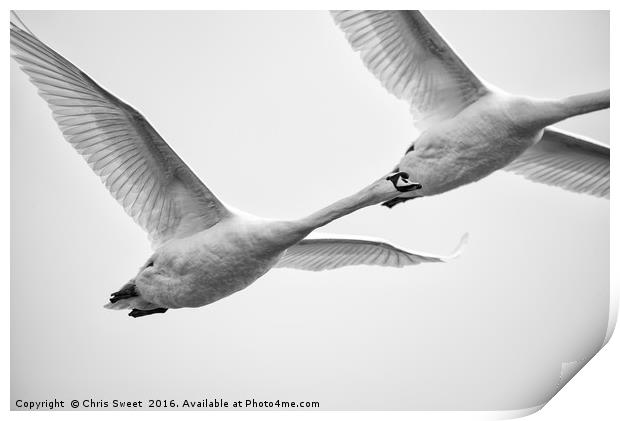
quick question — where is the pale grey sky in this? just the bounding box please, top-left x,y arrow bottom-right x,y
11,11 -> 609,411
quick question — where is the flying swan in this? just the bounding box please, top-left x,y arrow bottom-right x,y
10,13 -> 463,317
331,11 -> 610,207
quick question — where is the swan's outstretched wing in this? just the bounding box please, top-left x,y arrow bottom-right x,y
275,233 -> 467,271
503,127 -> 609,199
331,10 -> 488,130
10,14 -> 230,247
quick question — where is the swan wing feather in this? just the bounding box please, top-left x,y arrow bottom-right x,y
275,233 -> 467,271
331,10 -> 488,130
504,127 -> 609,199
10,14 -> 230,247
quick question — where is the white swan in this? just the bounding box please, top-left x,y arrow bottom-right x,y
331,11 -> 610,207
10,13 -> 464,317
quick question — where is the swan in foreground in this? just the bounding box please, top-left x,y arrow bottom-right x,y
332,11 -> 610,207
10,13 -> 464,317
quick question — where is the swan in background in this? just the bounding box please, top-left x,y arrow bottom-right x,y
10,13 -> 464,317
332,11 -> 610,207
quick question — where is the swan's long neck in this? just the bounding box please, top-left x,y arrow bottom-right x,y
560,89 -> 610,119
537,89 -> 610,126
297,177 -> 401,232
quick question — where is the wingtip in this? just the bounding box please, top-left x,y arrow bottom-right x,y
445,232 -> 469,261
10,10 -> 35,36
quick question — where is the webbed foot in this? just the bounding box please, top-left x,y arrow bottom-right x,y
382,196 -> 418,208
129,308 -> 168,318
386,171 -> 422,193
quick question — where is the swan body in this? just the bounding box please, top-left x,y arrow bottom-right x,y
395,92 -> 544,196
10,13 -> 462,317
130,217 -> 300,309
332,11 -> 610,204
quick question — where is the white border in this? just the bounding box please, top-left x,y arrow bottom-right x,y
4,1 -> 617,420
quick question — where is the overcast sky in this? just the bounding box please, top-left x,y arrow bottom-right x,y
11,11 -> 609,411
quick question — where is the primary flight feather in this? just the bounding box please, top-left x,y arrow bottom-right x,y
331,10 -> 609,206
10,12 -> 461,317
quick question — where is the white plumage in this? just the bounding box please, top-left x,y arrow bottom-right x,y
277,233 -> 468,271
10,12 -> 461,317
331,11 -> 609,203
